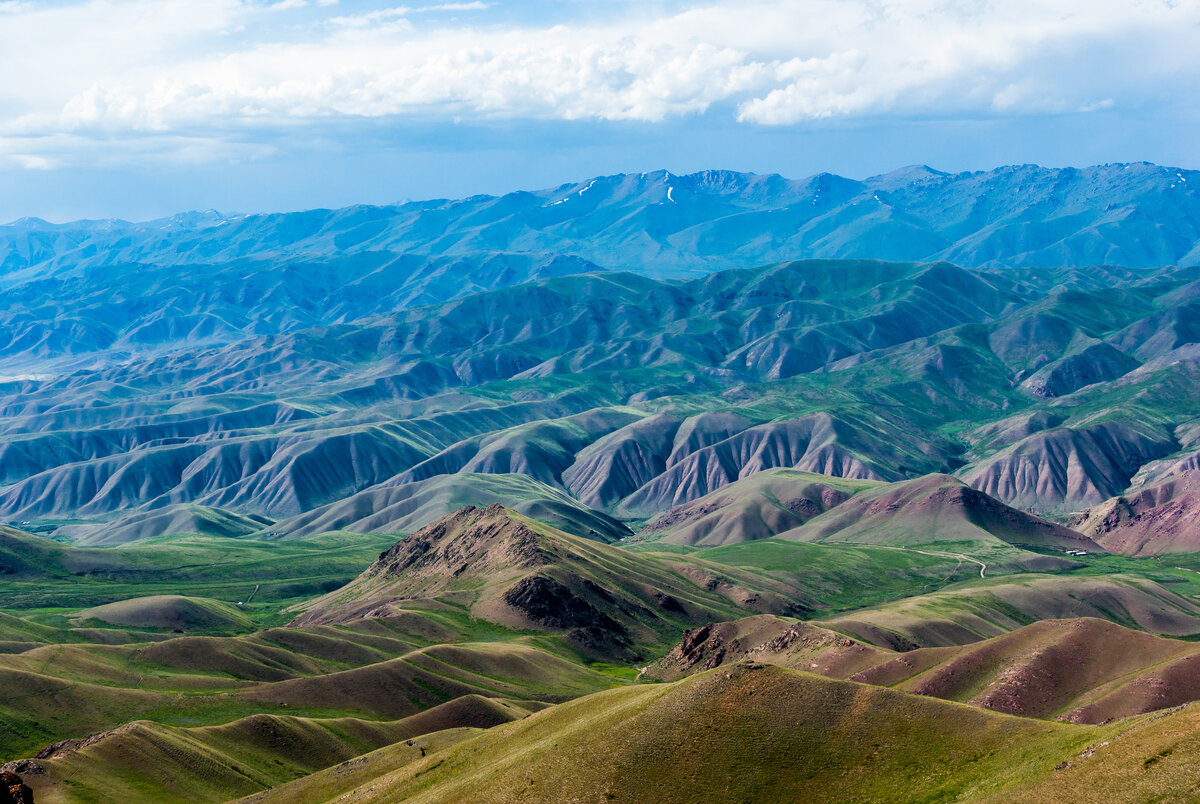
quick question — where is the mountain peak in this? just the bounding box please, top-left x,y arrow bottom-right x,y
368,503 -> 550,586
288,504 -> 754,659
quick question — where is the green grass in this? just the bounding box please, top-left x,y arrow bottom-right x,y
334,664 -> 1098,804
1,532 -> 398,613
0,617 -> 622,759
1017,547 -> 1200,599
586,662 -> 642,681
691,537 -> 972,613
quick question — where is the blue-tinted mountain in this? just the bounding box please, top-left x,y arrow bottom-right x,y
5,164 -> 1198,282
1,255 -> 1198,536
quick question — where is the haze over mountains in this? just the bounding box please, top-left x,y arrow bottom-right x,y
3,162 -> 1199,370
5,162 -> 1200,802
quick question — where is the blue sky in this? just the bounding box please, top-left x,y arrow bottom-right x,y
1,0 -> 1198,222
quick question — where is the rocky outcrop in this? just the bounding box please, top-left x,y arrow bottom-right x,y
367,504 -> 549,590
0,771 -> 33,804
650,615 -> 884,681
502,575 -> 623,634
288,505 -> 749,656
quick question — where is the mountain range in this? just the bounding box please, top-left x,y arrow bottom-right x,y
4,163 -> 1200,802
3,162 -> 1199,372
1,255 -> 1197,541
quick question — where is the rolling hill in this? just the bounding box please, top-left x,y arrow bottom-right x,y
1072,470 -> 1200,555
269,662 -> 1090,804
636,469 -> 879,547
72,596 -> 255,633
289,504 -> 751,658
652,614 -> 1200,723
819,574 -> 1200,649
778,473 -> 1098,552
19,697 -> 538,804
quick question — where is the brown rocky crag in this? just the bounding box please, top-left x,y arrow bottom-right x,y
0,772 -> 33,804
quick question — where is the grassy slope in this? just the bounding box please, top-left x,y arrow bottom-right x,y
73,595 -> 255,632
992,703 -> 1200,803
650,614 -> 1200,724
0,615 -> 619,760
315,663 -> 1093,804
819,572 -> 1200,649
234,727 -> 481,804
24,697 -> 533,804
10,509 -> 1200,800
1,531 -> 399,612
28,656 -> 1200,804
675,537 -> 978,613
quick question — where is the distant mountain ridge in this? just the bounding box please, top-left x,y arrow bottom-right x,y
3,163 -> 1198,280
1,163 -> 1200,537
3,162 -> 1197,371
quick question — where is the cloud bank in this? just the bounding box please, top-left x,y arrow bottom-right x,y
0,0 -> 1197,168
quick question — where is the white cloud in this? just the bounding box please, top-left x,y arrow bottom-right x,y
417,2 -> 490,11
1,0 -> 1197,165
7,154 -> 54,170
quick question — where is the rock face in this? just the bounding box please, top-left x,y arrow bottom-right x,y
0,772 -> 33,804
648,615 -> 890,683
501,575 -> 622,633
348,504 -> 546,603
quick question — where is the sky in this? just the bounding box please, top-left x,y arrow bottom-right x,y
0,0 -> 1198,222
